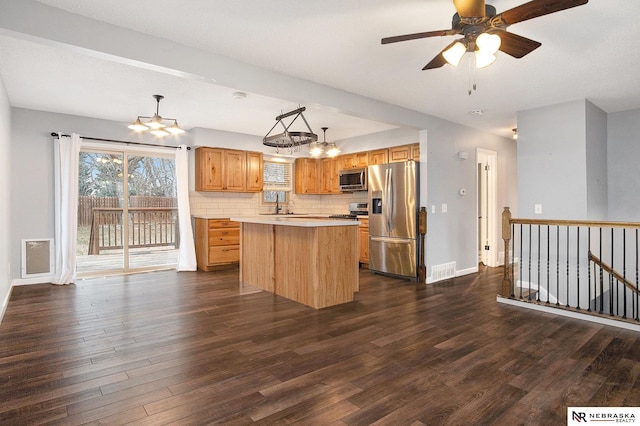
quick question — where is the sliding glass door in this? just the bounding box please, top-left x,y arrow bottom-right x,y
76,148 -> 178,276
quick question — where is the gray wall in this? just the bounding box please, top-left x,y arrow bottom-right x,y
586,101 -> 608,220
608,108 -> 640,221
8,107 -> 518,284
0,76 -> 10,315
517,100 -> 608,221
9,108 -> 195,281
424,120 -> 517,275
517,100 -> 589,219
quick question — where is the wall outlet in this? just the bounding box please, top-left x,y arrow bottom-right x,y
534,204 -> 542,215
442,204 -> 448,213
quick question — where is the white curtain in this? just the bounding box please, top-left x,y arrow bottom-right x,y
175,145 -> 197,271
52,133 -> 81,284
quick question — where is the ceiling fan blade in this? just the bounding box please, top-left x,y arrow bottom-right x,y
422,41 -> 460,70
382,29 -> 459,45
453,0 -> 485,17
422,54 -> 447,70
499,0 -> 588,26
498,31 -> 542,58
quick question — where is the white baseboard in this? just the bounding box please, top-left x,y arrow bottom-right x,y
427,264 -> 478,284
497,296 -> 640,333
0,285 -> 12,324
12,275 -> 53,286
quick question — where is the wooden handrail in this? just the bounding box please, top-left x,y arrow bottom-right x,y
511,218 -> 640,229
589,251 -> 639,295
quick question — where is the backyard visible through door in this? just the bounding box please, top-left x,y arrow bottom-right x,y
76,149 -> 179,276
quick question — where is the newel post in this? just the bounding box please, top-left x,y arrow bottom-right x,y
501,207 -> 513,297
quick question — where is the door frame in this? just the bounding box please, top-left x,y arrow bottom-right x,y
77,142 -> 178,277
476,148 -> 498,267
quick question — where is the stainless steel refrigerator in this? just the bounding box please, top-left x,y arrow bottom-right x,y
368,160 -> 418,279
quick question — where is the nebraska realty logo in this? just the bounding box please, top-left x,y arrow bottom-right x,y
568,407 -> 639,424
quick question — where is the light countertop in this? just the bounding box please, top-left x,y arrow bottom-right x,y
229,215 -> 359,227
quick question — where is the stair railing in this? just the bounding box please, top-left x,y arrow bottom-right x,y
501,207 -> 640,323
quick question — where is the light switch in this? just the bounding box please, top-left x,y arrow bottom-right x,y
431,205 -> 436,214
442,204 -> 447,213
534,204 -> 542,215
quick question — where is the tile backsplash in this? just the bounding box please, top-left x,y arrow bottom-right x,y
189,191 -> 368,217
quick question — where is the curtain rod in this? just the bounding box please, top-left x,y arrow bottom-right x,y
50,132 -> 191,150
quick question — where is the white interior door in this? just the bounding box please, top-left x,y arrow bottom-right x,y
477,149 -> 498,267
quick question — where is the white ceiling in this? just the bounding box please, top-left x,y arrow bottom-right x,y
1,0 -> 639,142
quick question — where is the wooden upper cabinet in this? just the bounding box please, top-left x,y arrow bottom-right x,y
295,158 -> 319,194
340,152 -> 369,169
224,150 -> 246,191
196,147 -> 260,192
368,149 -> 388,165
389,143 -> 420,163
354,152 -> 369,168
319,157 -> 339,194
339,154 -> 356,170
245,151 -> 263,192
195,147 -> 225,191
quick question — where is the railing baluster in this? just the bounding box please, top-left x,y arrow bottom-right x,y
566,226 -> 570,308
528,224 -> 532,301
636,229 -> 639,321
599,227 -> 603,314
511,223 -> 515,297
546,225 -> 550,304
611,228 -> 615,316
623,229 -> 627,319
519,224 -> 523,299
576,226 -> 580,310
588,227 -> 592,312
537,225 -> 541,302
557,225 -> 560,307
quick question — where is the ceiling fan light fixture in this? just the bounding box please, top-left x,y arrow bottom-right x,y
475,51 -> 496,68
476,33 -> 501,55
443,41 -> 467,66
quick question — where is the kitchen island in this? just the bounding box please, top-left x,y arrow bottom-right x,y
229,216 -> 359,309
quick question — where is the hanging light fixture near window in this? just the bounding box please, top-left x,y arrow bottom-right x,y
128,95 -> 185,137
308,127 -> 341,158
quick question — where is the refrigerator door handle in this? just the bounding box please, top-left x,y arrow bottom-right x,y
387,168 -> 393,233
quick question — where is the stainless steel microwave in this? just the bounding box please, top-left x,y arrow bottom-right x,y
339,168 -> 367,191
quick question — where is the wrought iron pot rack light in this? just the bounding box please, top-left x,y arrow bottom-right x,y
263,106 -> 317,153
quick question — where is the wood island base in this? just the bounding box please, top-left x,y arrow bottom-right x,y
232,218 -> 359,309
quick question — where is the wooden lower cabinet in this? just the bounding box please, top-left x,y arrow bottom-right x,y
195,218 -> 240,271
358,217 -> 369,265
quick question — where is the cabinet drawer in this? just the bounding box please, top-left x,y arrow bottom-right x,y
208,229 -> 240,246
208,219 -> 239,229
208,245 -> 240,264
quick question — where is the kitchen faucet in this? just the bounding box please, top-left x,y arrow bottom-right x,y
275,194 -> 282,214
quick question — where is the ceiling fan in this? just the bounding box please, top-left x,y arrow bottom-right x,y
381,0 -> 589,70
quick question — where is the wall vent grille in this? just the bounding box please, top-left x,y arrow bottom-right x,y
431,261 -> 456,281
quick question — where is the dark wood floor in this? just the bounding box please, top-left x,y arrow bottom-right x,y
1,266 -> 639,425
